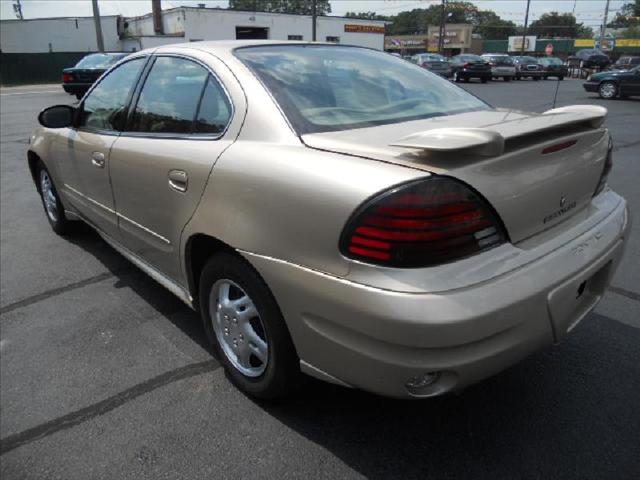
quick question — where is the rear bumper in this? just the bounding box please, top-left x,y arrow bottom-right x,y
243,192 -> 629,398
517,70 -> 544,77
459,70 -> 491,79
62,83 -> 92,95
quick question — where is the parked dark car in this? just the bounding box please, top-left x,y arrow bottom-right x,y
512,56 -> 543,80
450,54 -> 491,83
62,53 -> 129,99
411,53 -> 451,77
538,57 -> 568,80
610,56 -> 640,71
573,49 -> 610,69
583,65 -> 640,99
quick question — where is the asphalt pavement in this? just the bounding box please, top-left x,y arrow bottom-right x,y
1,79 -> 639,480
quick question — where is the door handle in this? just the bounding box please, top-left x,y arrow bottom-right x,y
168,170 -> 188,192
91,151 -> 105,168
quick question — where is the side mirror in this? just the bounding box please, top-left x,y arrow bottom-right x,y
38,105 -> 75,128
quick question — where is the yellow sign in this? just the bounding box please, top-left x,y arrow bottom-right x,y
344,24 -> 385,34
616,39 -> 640,47
574,39 -> 595,47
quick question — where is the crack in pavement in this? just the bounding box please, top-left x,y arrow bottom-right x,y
0,360 -> 220,455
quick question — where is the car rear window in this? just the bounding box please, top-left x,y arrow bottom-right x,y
235,45 -> 488,134
75,54 -> 124,69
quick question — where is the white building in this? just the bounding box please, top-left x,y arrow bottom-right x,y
0,7 -> 386,54
0,15 -> 122,53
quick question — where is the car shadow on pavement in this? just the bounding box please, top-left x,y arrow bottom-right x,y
255,313 -> 640,480
65,223 -> 209,351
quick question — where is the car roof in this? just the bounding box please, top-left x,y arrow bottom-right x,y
153,39 -> 339,55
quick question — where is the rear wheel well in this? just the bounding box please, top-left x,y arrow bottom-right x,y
185,234 -> 239,307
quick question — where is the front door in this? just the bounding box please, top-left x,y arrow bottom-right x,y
60,57 -> 147,236
109,55 -> 234,280
620,67 -> 640,96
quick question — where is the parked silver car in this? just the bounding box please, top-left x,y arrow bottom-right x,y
30,41 -> 628,399
481,53 -> 516,81
411,53 -> 451,77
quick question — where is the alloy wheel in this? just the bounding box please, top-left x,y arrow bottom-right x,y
40,170 -> 58,222
599,82 -> 617,99
209,279 -> 268,377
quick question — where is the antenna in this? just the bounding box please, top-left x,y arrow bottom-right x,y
552,76 -> 561,109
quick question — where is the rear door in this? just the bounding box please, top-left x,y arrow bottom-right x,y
59,56 -> 147,236
108,54 -> 238,280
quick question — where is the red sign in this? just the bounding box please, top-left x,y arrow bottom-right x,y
344,24 -> 385,34
545,43 -> 554,55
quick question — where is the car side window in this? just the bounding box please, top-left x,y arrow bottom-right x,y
78,57 -> 146,132
129,56 -> 212,135
194,75 -> 232,134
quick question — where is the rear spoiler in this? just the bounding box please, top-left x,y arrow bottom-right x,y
389,105 -> 607,157
389,128 -> 505,156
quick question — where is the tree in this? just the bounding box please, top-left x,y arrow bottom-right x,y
576,25 -> 595,38
474,11 -> 517,39
384,2 -> 516,39
228,0 -> 331,15
607,1 -> 639,28
622,24 -> 640,38
528,12 -> 587,38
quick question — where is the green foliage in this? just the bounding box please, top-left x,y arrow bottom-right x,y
381,1 -> 515,39
228,0 -> 331,15
621,24 -> 640,38
528,12 -> 589,38
607,1 -> 640,28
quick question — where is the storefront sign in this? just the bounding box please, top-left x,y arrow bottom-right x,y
344,24 -> 385,34
508,36 -> 536,52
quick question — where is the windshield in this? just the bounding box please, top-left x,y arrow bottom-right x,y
457,54 -> 483,62
236,45 -> 489,134
75,54 -> 124,69
540,57 -> 563,65
520,57 -> 538,63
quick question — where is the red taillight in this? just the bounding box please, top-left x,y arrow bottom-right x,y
62,73 -> 74,83
463,62 -> 471,68
340,177 -> 507,268
542,140 -> 577,155
594,137 -> 613,196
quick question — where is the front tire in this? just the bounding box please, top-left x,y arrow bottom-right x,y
599,81 -> 618,99
199,252 -> 300,399
37,162 -> 72,235
481,77 -> 488,84
503,76 -> 511,82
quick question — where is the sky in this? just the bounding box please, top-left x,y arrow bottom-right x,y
0,0 -> 630,28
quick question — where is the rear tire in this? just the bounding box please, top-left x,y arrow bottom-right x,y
199,252 -> 301,399
503,76 -> 510,82
559,76 -> 564,81
36,162 -> 72,236
481,77 -> 488,84
533,77 -> 541,81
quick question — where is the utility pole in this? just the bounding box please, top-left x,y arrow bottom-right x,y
311,0 -> 317,41
92,0 -> 105,52
13,0 -> 23,20
520,0 -> 531,56
438,0 -> 446,55
599,0 -> 611,50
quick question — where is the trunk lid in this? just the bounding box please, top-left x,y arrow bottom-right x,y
302,107 -> 609,243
